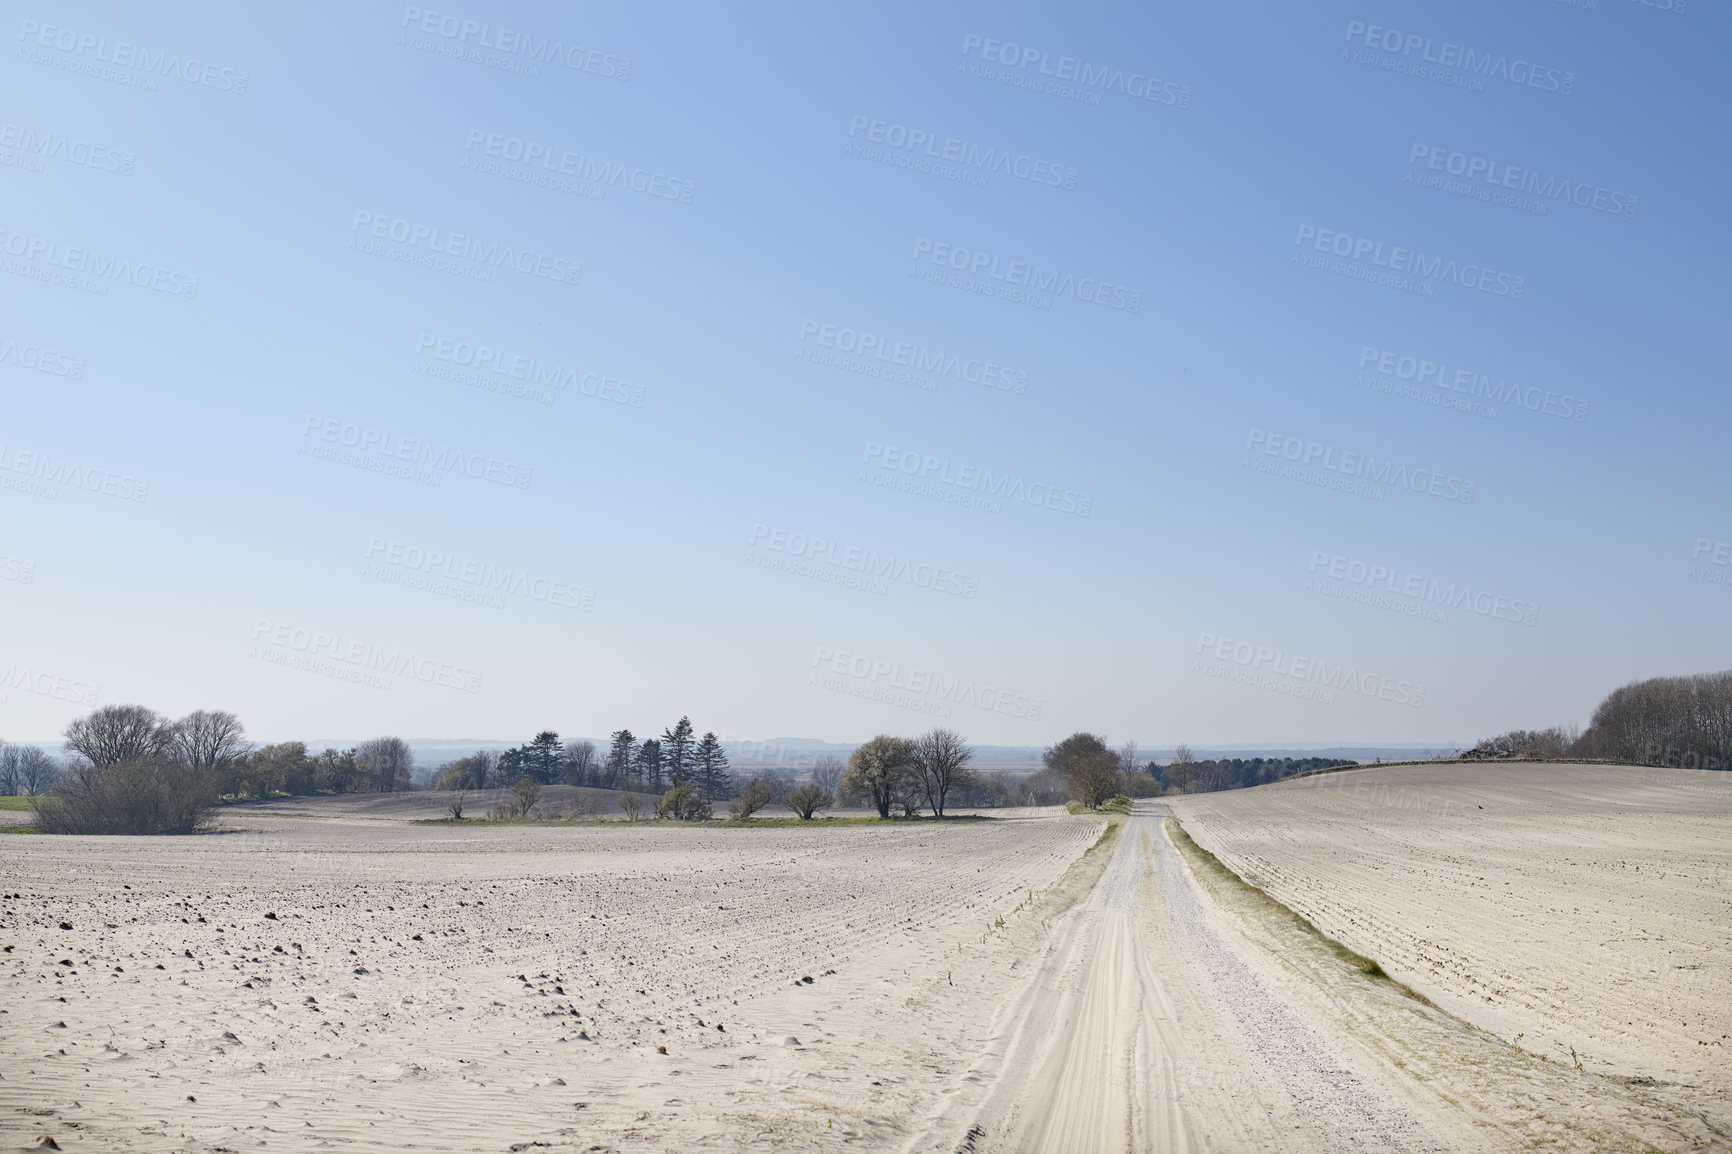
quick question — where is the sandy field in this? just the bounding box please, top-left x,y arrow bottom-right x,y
1172,762 -> 1732,1133
3,772 -> 1728,1152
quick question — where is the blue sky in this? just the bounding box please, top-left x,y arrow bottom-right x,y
2,0 -> 1726,750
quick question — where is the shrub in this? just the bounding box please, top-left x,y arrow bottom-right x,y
619,792 -> 644,821
782,784 -> 833,820
489,777 -> 542,820
657,784 -> 711,822
727,778 -> 774,820
35,757 -> 217,835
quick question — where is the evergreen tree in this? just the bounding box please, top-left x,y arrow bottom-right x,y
635,738 -> 664,792
525,730 -> 564,784
661,716 -> 695,788
497,745 -> 529,783
695,732 -> 731,799
605,730 -> 635,788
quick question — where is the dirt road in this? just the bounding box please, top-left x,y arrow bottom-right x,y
926,800 -> 1716,1153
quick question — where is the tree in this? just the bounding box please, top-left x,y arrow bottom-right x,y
843,735 -> 917,819
523,731 -> 564,784
64,704 -> 174,767
605,730 -> 636,788
913,727 -> 976,817
242,742 -> 315,797
1118,740 -> 1139,779
433,750 -> 495,791
0,745 -> 58,797
619,791 -> 644,821
35,756 -> 215,835
728,777 -> 774,820
695,732 -> 731,799
812,755 -> 845,796
783,783 -> 834,820
447,789 -> 469,820
172,711 -> 250,794
357,737 -> 414,792
564,741 -> 598,786
635,738 -> 664,792
316,747 -> 365,793
1167,744 -> 1197,794
1045,732 -> 1120,809
661,717 -> 695,788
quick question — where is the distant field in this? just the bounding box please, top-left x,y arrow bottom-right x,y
0,796 -> 34,810
1171,761 -> 1732,1121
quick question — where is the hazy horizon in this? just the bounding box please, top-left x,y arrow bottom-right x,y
5,1 -> 1728,748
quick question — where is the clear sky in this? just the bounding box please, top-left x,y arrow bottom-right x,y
2,0 -> 1726,750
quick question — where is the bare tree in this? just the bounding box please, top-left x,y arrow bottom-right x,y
447,789 -> 469,820
842,735 -> 917,819
356,736 -> 414,792
619,791 -> 644,822
564,741 -> 599,786
0,743 -> 18,795
783,784 -> 834,820
1118,740 -> 1139,778
812,755 -> 845,795
36,756 -> 214,835
63,704 -> 174,767
913,727 -> 976,817
0,745 -> 57,796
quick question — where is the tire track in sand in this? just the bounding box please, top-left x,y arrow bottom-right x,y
934,801 -> 1447,1153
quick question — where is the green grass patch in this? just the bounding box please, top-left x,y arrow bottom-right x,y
0,796 -> 38,811
1165,815 -> 1430,1004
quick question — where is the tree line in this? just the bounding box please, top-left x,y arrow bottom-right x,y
1474,668 -> 1732,770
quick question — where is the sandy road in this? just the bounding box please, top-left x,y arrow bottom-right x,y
937,802 -> 1453,1153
